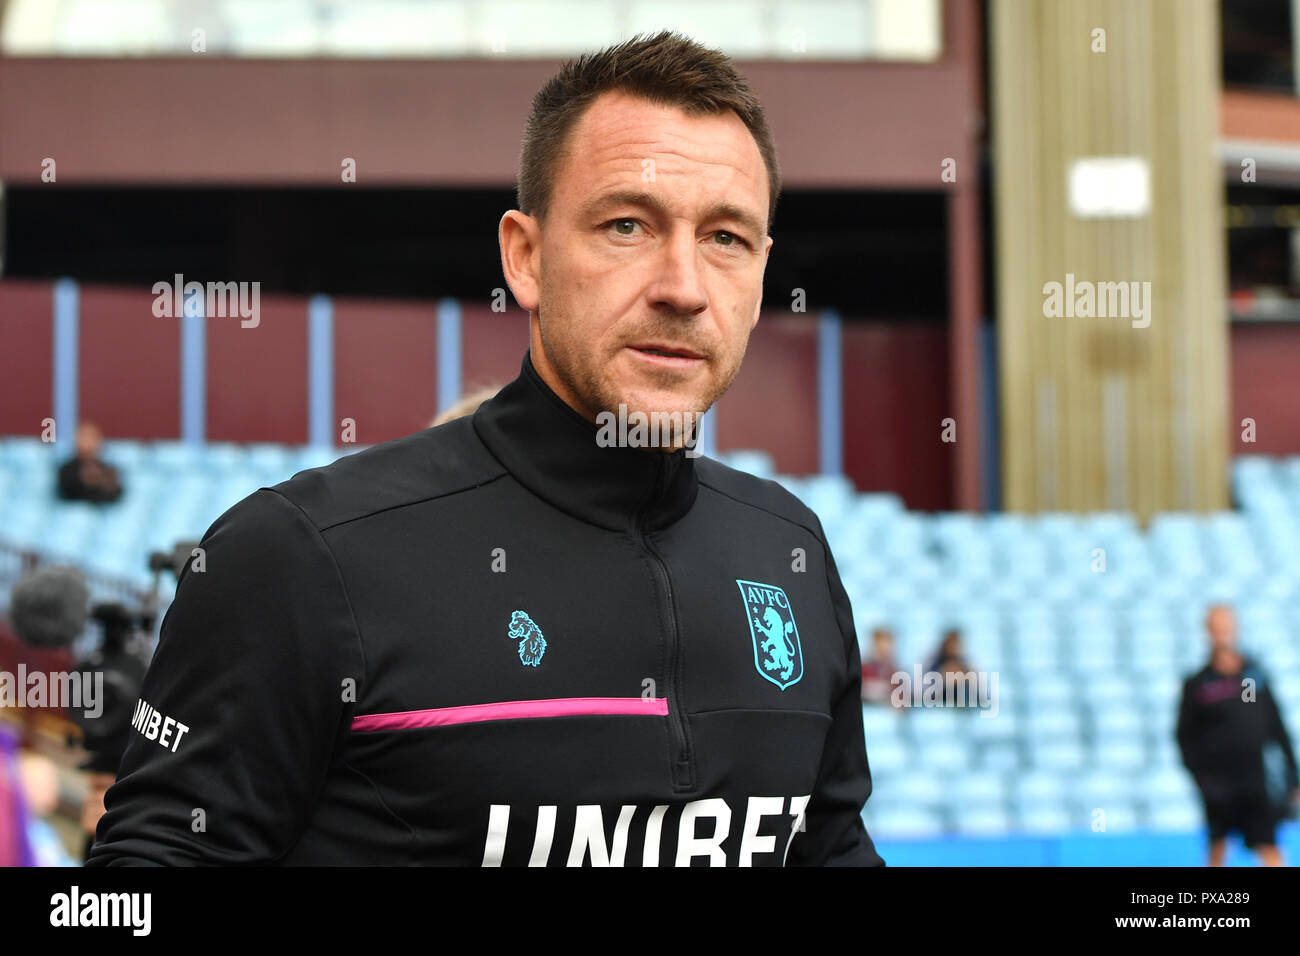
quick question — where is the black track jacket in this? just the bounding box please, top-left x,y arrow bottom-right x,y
87,352 -> 884,866
1176,656 -> 1299,799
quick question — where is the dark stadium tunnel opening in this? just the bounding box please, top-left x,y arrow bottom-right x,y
1,186 -> 949,322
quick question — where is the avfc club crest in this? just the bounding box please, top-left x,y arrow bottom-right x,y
736,580 -> 803,691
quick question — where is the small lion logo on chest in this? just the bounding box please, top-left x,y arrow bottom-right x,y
508,610 -> 547,667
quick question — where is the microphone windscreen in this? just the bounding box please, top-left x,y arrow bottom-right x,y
8,565 -> 90,648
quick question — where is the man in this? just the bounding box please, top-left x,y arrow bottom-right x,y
88,30 -> 883,866
56,422 -> 122,504
1177,604 -> 1299,867
861,627 -> 901,708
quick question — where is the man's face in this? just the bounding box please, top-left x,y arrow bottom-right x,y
1207,606 -> 1237,652
501,90 -> 773,434
76,424 -> 100,458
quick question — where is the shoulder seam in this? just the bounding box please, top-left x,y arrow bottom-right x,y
697,474 -> 824,543
262,485 -> 368,742
299,469 -> 510,534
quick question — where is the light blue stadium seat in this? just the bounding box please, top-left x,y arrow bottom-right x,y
0,471 -> 16,507
1031,739 -> 1086,772
0,438 -> 51,471
1129,624 -> 1178,673
1139,671 -> 1182,706
1024,707 -> 1082,743
1092,703 -> 1143,740
1024,675 -> 1073,709
99,439 -> 147,470
718,449 -> 774,478
870,805 -> 945,838
295,445 -> 342,471
1065,604 -> 1121,670
853,492 -> 905,523
148,441 -> 204,471
914,738 -> 970,773
194,441 -> 242,472
1285,704 -> 1300,740
861,705 -> 903,742
891,774 -> 946,808
1014,770 -> 1065,805
1146,738 -> 1181,769
1013,797 -> 1073,834
864,737 -> 907,773
1089,799 -> 1141,832
1007,604 -> 1061,672
1094,739 -> 1146,771
949,769 -> 1007,807
977,740 -> 1022,772
1139,766 -> 1198,805
1071,770 -> 1132,808
244,442 -> 296,474
1080,672 -> 1133,708
1141,706 -> 1181,752
903,707 -> 970,742
1144,796 -> 1203,832
970,707 -> 1018,743
952,804 -> 1011,835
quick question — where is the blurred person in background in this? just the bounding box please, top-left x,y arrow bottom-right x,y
0,722 -> 36,865
429,385 -> 502,428
925,628 -> 975,708
1177,604 -> 1300,866
56,422 -> 123,504
861,626 -> 901,708
18,751 -> 77,866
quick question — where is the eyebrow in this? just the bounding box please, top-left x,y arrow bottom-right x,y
579,189 -> 766,241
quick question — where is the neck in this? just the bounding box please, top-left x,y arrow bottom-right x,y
1212,648 -> 1240,671
528,315 -> 596,425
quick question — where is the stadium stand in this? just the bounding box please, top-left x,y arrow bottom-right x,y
1,439 -> 1298,860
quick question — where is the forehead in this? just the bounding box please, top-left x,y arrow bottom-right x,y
553,90 -> 769,227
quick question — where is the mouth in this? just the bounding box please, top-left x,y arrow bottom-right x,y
626,343 -> 706,367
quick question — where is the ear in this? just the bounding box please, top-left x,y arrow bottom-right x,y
499,210 -> 541,312
751,236 -> 774,330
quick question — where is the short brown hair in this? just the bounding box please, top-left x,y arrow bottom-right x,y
516,30 -> 781,234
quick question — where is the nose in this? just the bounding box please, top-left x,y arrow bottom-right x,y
647,229 -> 709,317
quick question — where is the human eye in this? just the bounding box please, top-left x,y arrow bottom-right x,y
604,218 -> 643,237
712,230 -> 751,249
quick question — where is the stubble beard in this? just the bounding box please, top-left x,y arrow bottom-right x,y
538,315 -> 749,448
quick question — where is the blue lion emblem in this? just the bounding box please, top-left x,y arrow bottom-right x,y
508,610 -> 547,667
736,579 -> 803,690
756,605 -> 797,682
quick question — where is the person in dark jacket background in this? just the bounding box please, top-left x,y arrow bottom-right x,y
56,422 -> 122,504
1177,603 -> 1299,866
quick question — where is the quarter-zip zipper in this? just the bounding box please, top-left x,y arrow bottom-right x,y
637,455 -> 695,792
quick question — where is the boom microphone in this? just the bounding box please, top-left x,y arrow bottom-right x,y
8,565 -> 90,649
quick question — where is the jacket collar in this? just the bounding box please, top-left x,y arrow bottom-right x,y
472,351 -> 699,533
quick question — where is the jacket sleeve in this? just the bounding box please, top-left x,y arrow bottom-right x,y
85,488 -> 362,866
1175,677 -> 1204,779
785,518 -> 885,867
1262,681 -> 1300,791
56,459 -> 80,500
